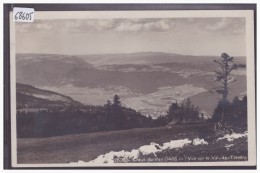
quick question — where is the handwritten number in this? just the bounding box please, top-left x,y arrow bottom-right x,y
14,11 -> 33,21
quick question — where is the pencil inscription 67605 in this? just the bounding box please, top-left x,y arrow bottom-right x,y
14,11 -> 33,21
13,7 -> 34,22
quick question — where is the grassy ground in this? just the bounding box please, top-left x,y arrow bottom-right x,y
17,124 -> 213,164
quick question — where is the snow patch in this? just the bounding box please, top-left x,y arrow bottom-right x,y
192,138 -> 208,145
32,94 -> 68,102
70,138 -> 211,164
225,144 -> 234,149
161,139 -> 191,150
138,142 -> 162,156
217,132 -> 247,142
87,149 -> 140,164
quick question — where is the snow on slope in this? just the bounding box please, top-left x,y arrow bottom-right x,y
69,138 -> 207,164
192,138 -> 208,145
69,132 -> 248,165
217,132 -> 248,142
32,93 -> 69,102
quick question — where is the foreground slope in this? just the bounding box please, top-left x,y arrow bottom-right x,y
17,124 -> 247,164
17,124 -> 213,164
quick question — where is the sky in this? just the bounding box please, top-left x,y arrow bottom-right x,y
15,17 -> 246,56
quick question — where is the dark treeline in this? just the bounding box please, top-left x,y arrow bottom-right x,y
17,95 -> 157,138
17,94 -> 247,138
155,99 -> 204,126
211,96 -> 247,125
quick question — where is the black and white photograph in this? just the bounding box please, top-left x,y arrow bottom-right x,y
8,7 -> 256,167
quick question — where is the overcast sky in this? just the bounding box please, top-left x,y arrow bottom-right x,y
15,18 -> 246,56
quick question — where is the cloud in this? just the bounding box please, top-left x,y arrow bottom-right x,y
95,20 -> 115,30
205,18 -> 230,31
15,18 -> 245,35
114,21 -> 143,32
16,20 -> 54,33
64,20 -> 81,29
204,18 -> 245,34
16,24 -> 32,33
35,23 -> 53,30
59,19 -> 117,32
114,19 -> 175,32
61,19 -> 175,33
16,19 -> 176,33
144,19 -> 173,31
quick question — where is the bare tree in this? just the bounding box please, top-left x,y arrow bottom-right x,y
214,53 -> 238,122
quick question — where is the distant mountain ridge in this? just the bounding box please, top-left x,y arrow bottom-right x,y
16,53 -> 245,91
78,52 -> 216,66
15,53 -> 246,96
16,54 -> 94,87
17,52 -> 246,67
77,52 -> 245,67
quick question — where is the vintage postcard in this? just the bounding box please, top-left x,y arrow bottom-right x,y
9,8 -> 256,168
